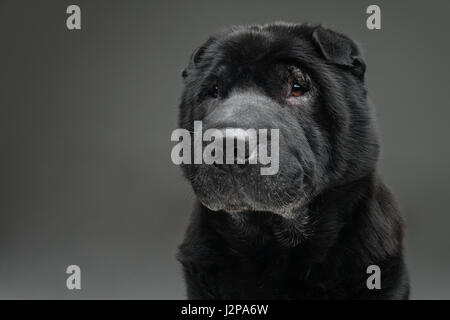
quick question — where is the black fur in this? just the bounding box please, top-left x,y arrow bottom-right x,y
176,23 -> 409,299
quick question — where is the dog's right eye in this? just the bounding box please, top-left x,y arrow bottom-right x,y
210,85 -> 219,98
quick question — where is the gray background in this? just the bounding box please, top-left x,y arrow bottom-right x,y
0,0 -> 449,299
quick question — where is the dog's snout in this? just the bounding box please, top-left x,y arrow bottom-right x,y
203,91 -> 281,130
213,129 -> 258,172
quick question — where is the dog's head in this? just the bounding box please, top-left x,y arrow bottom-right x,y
177,23 -> 378,218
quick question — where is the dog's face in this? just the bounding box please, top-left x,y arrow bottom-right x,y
178,23 -> 379,218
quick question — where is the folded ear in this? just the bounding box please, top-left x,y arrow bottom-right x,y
181,38 -> 215,79
312,26 -> 366,80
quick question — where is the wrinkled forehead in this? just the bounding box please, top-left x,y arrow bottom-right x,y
204,29 -> 318,71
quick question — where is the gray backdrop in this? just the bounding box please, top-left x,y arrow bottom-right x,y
0,0 -> 449,299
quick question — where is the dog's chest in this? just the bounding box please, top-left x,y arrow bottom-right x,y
200,244 -> 337,299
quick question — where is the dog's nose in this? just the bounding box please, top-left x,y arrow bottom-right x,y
213,129 -> 257,172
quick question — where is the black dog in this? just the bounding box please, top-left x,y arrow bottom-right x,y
176,23 -> 409,299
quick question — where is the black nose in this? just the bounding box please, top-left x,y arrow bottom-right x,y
213,146 -> 248,172
213,129 -> 257,173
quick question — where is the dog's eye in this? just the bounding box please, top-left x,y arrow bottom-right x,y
291,82 -> 304,97
209,85 -> 219,98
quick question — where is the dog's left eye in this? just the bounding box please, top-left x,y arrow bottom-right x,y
291,83 -> 304,97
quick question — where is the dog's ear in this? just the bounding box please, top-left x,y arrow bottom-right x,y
312,26 -> 366,80
182,38 -> 215,79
